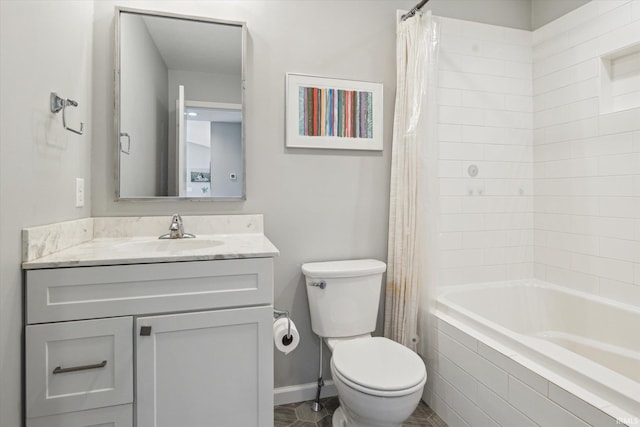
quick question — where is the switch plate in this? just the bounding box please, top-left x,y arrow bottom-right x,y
75,178 -> 84,207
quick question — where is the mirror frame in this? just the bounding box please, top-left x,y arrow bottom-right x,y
114,7 -> 247,201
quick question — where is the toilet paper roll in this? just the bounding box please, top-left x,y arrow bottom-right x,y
273,317 -> 300,355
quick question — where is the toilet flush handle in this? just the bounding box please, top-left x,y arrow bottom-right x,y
309,280 -> 326,289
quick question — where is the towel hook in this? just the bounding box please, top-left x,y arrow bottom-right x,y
50,92 -> 84,135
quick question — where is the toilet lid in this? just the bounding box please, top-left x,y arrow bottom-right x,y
331,337 -> 426,393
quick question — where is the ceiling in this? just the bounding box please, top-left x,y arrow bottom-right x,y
142,14 -> 242,75
185,107 -> 242,123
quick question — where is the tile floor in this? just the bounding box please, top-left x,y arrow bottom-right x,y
274,397 -> 447,427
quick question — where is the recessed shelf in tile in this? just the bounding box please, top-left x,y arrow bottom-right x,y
600,43 -> 640,114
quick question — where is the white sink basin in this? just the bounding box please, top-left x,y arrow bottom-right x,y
118,238 -> 223,252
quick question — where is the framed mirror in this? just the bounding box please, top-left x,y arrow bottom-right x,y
115,8 -> 246,200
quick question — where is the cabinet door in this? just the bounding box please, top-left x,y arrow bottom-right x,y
136,306 -> 273,427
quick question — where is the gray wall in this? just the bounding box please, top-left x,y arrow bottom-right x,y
424,0 -> 590,30
0,1 -> 594,426
531,0 -> 592,29
119,12 -> 169,197
0,2 -> 94,427
428,0 -> 532,29
168,69 -> 242,104
210,121 -> 243,198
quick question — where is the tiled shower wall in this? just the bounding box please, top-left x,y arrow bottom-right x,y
437,17 -> 534,287
437,1 -> 640,308
532,0 -> 640,307
427,3 -> 640,426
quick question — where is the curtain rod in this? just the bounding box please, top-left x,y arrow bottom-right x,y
401,0 -> 430,21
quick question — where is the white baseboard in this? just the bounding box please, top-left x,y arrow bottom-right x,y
273,380 -> 337,406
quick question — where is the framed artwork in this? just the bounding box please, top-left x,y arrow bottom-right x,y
190,170 -> 210,183
285,73 -> 383,150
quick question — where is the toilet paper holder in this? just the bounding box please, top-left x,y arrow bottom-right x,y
273,309 -> 292,339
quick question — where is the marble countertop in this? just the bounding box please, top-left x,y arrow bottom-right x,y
22,215 -> 279,269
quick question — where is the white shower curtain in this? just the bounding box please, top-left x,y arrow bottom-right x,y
384,10 -> 439,353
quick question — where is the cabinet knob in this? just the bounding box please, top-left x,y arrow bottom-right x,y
140,326 -> 152,336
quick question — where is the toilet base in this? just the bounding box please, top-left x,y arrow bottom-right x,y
332,405 -> 404,427
332,407 -> 346,427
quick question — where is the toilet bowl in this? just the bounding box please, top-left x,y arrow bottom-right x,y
302,260 -> 427,427
329,336 -> 426,427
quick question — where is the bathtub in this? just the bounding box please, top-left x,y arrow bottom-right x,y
435,279 -> 640,424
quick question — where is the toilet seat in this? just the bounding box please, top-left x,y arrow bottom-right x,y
331,337 -> 427,398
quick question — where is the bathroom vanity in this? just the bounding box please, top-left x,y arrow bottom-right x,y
22,215 -> 278,427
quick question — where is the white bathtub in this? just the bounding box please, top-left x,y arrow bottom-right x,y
435,279 -> 640,423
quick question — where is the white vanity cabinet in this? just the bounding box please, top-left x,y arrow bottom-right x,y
24,257 -> 275,427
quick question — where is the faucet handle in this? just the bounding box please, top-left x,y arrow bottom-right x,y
159,214 -> 194,239
169,214 -> 181,231
160,214 -> 194,239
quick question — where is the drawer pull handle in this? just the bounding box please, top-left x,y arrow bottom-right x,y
52,360 -> 107,374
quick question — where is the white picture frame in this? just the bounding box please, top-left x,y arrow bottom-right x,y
285,73 -> 383,150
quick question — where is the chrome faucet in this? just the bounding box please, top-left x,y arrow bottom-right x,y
159,214 -> 196,239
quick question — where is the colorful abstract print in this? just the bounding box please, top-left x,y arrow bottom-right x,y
298,87 -> 373,139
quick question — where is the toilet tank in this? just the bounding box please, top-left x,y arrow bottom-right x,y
302,259 -> 386,338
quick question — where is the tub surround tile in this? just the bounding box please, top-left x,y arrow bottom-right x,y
436,314 -> 515,360
532,0 -> 640,308
437,330 -> 509,400
436,318 -> 478,352
435,353 -> 478,404
430,372 -> 501,427
477,383 -> 537,427
22,215 -> 278,269
508,352 -> 637,425
548,383 -> 620,427
598,278 -> 640,307
477,342 -> 549,397
431,373 -> 482,427
601,405 -> 640,427
435,314 -> 629,427
633,131 -> 640,152
425,390 -> 469,427
438,316 -> 550,397
544,370 -> 640,425
508,377 -> 590,427
436,17 -> 534,289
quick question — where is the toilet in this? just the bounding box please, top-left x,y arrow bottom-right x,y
302,259 -> 427,427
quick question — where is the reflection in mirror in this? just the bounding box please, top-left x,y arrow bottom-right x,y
184,103 -> 242,198
116,8 -> 245,199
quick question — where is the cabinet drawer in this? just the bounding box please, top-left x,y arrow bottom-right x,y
27,404 -> 132,427
26,258 -> 274,323
26,317 -> 133,417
